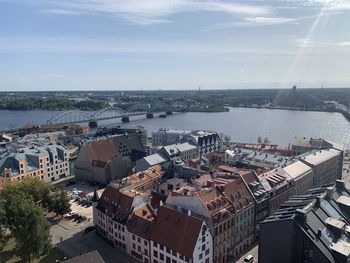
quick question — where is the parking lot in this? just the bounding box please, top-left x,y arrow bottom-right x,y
50,182 -> 105,245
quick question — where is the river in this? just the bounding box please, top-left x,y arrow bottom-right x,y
1,108 -> 349,149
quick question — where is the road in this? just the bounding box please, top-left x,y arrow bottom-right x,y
233,245 -> 258,263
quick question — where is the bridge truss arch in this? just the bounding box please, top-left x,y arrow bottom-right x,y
93,107 -> 124,120
47,110 -> 92,125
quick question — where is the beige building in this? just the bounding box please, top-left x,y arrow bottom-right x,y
0,143 -> 70,190
283,161 -> 313,196
299,148 -> 343,187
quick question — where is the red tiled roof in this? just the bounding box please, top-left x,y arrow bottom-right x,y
127,204 -> 155,239
97,186 -> 134,222
150,206 -> 203,258
83,133 -> 143,164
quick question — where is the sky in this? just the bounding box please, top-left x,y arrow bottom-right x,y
0,0 -> 350,91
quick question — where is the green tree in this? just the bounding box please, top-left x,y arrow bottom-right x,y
13,198 -> 51,262
0,203 -> 7,251
2,189 -> 51,262
263,137 -> 270,144
51,186 -> 71,217
257,136 -> 262,144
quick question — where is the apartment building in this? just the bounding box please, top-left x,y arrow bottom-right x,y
258,168 -> 294,215
167,175 -> 255,263
259,180 -> 350,263
291,137 -> 333,155
152,129 -> 221,156
45,144 -> 70,181
299,148 -> 343,187
0,143 -> 70,189
283,161 -> 313,196
160,142 -> 198,161
93,184 -> 213,263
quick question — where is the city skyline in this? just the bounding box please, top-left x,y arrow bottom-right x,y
1,0 -> 350,91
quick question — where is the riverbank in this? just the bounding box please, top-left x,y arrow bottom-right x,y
229,104 -> 350,123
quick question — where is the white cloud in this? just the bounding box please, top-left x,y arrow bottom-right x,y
0,36 -> 291,55
33,0 -> 271,25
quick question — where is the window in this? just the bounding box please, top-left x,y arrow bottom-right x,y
144,240 -> 148,246
159,253 -> 164,260
166,256 -> 171,263
132,243 -> 136,249
132,235 -> 135,240
153,251 -> 158,258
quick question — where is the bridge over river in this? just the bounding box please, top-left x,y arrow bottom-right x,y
46,104 -> 173,126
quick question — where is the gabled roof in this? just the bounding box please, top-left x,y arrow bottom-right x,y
97,185 -> 134,222
127,204 -> 155,240
150,205 -> 204,258
83,133 -> 144,164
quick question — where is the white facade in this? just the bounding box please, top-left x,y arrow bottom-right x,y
45,145 -> 70,181
151,222 -> 213,263
95,208 -> 127,250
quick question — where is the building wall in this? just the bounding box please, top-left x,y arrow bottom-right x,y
46,147 -> 70,182
234,206 -> 255,258
259,219 -> 294,263
293,170 -> 313,196
128,232 -> 151,263
151,221 -> 213,263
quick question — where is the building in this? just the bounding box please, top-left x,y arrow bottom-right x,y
258,168 -> 294,215
45,143 -> 71,181
96,126 -> 148,147
283,160 -> 313,196
93,184 -> 213,263
292,137 -> 333,155
75,134 -> 146,185
259,180 -> 350,263
160,142 -> 198,161
299,148 -> 343,187
0,143 -> 70,189
152,129 -> 192,146
150,205 -> 213,263
152,129 -> 221,156
167,175 -> 255,262
114,165 -> 164,193
135,153 -> 169,172
158,177 -> 187,196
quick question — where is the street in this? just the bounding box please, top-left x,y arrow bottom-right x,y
234,245 -> 258,263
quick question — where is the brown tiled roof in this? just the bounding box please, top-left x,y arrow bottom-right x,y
150,191 -> 167,209
84,133 -> 143,164
150,206 -> 203,258
97,185 -> 134,222
127,204 -> 155,239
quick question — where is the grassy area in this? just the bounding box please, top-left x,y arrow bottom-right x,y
0,238 -> 66,263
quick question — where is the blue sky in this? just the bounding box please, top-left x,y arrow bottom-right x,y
0,0 -> 350,91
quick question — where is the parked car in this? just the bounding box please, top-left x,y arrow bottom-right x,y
64,211 -> 76,219
243,255 -> 254,263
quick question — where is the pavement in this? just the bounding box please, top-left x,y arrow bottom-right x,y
234,245 -> 258,263
57,230 -> 138,263
50,182 -> 106,245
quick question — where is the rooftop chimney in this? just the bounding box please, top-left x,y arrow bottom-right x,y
326,187 -> 333,200
295,208 -> 307,225
336,180 -> 345,192
187,209 -> 191,217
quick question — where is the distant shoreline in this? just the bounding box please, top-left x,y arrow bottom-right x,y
228,105 -> 350,122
